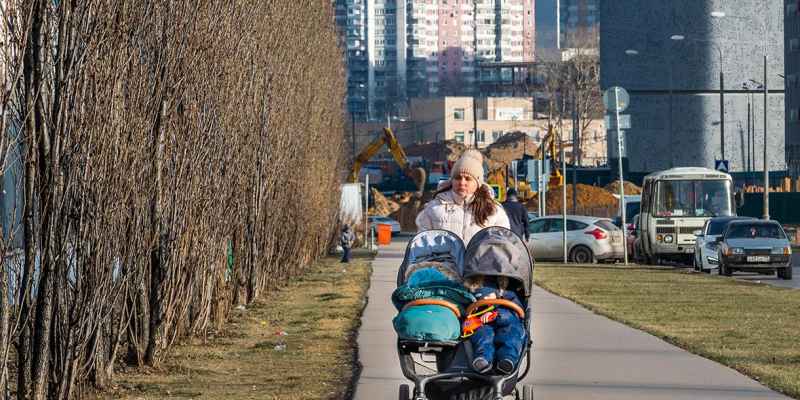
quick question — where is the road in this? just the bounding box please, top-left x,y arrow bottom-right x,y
731,255 -> 800,289
353,235 -> 788,400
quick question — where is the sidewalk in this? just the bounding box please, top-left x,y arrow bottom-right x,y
352,235 -> 788,400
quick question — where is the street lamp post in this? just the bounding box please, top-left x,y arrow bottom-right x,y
712,11 -> 769,219
625,49 -> 674,168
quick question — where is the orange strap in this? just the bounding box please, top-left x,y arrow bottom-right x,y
466,299 -> 525,319
402,299 -> 461,318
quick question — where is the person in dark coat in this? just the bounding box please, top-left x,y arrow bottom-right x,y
500,188 -> 530,242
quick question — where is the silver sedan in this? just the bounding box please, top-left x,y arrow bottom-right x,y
693,216 -> 756,273
527,215 -> 625,263
716,220 -> 793,279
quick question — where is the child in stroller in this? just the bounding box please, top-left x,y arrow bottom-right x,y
463,275 -> 526,375
394,227 -> 534,400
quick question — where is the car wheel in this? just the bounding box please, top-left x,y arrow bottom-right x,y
782,266 -> 793,280
693,256 -> 699,271
650,255 -> 661,266
721,262 -> 733,277
570,246 -> 593,264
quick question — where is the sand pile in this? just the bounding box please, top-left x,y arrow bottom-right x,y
603,181 -> 643,195
523,184 -> 619,217
371,188 -> 400,216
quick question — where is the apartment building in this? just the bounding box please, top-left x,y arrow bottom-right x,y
335,0 -> 536,120
559,0 -> 598,44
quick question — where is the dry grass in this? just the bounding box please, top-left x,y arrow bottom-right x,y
90,250 -> 375,400
535,262 -> 800,399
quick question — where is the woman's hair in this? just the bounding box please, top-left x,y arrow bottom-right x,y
435,183 -> 498,227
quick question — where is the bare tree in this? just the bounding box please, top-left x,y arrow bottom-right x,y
0,1 -> 349,398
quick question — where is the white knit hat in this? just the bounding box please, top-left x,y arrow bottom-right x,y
451,149 -> 484,186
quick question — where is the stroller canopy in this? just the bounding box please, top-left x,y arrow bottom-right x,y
463,227 -> 534,297
397,229 -> 465,286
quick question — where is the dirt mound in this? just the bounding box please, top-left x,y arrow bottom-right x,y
371,188 -> 400,216
484,131 -> 539,168
389,190 -> 437,232
384,140 -> 468,163
603,181 -> 643,195
523,184 -> 619,217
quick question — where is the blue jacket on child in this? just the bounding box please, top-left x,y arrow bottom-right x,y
469,276 -> 526,373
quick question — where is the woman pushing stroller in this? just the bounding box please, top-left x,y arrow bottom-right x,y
416,150 -> 510,245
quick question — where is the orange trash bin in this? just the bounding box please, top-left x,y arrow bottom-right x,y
377,223 -> 392,245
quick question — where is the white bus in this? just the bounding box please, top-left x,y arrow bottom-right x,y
639,167 -> 743,265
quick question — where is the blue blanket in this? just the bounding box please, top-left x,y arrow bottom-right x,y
392,269 -> 475,341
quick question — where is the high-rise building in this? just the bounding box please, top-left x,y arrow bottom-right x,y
600,0 -> 785,176
335,0 -> 536,120
534,0 -> 559,61
560,0 -> 598,46
786,2 -> 800,178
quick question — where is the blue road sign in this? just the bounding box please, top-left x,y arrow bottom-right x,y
489,184 -> 502,200
715,160 -> 729,173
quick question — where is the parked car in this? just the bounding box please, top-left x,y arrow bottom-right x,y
527,215 -> 625,263
611,195 -> 641,226
626,214 -> 643,262
368,216 -> 402,237
716,220 -> 792,279
527,212 -> 539,223
692,216 -> 756,273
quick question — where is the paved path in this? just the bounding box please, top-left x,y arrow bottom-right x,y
353,235 -> 788,400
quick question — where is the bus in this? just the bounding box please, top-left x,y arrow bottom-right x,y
639,167 -> 743,265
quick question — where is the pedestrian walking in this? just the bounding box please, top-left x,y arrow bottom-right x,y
416,150 -> 510,245
340,224 -> 355,263
501,188 -> 530,243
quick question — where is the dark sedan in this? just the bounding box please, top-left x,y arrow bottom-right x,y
716,220 -> 793,279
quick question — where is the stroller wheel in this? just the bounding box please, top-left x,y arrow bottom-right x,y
399,384 -> 410,400
523,384 -> 534,400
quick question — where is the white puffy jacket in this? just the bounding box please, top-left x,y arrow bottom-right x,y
416,185 -> 510,246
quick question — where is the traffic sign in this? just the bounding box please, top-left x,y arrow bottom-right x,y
715,160 -> 729,173
603,86 -> 630,113
604,114 -> 631,129
608,130 -> 627,158
489,184 -> 502,200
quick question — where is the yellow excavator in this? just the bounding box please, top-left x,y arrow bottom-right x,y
347,127 -> 427,192
515,125 -> 564,198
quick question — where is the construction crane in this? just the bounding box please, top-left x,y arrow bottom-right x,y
347,127 -> 427,192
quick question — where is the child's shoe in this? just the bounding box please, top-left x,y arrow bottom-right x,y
471,358 -> 491,373
496,359 -> 514,375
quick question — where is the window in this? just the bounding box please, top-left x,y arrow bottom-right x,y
546,219 -> 563,233
492,130 -> 503,141
529,219 -> 546,233
454,131 -> 465,142
568,220 -> 589,231
476,130 -> 485,143
454,108 -> 465,120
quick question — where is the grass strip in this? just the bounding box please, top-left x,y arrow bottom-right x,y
91,250 -> 375,400
535,263 -> 800,399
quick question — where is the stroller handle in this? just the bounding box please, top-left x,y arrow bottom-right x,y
402,299 -> 461,318
466,299 -> 525,319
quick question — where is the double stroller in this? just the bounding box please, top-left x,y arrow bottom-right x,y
393,227 -> 535,400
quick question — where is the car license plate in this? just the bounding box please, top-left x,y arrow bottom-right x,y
746,256 -> 770,262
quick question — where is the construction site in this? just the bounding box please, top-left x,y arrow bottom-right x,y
351,128 -> 641,232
